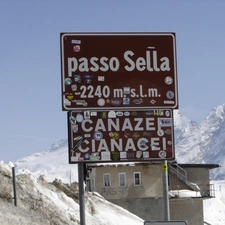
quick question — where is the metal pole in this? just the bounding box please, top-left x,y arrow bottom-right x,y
78,163 -> 86,225
162,160 -> 170,221
12,167 -> 17,206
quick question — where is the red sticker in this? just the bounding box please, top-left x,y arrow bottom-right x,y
73,45 -> 80,52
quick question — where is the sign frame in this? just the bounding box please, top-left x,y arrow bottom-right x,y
60,32 -> 178,111
67,109 -> 175,164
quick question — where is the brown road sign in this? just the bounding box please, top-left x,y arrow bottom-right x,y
60,32 -> 178,111
144,222 -> 188,225
67,109 -> 175,164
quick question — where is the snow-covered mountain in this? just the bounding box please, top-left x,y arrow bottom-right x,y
14,137 -> 77,184
174,104 -> 225,180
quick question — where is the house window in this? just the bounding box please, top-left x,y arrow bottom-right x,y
103,173 -> 111,187
133,172 -> 141,186
118,173 -> 126,187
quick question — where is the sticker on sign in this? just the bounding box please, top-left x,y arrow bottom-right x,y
144,221 -> 188,225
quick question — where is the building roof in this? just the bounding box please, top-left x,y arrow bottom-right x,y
176,163 -> 220,169
88,162 -> 220,169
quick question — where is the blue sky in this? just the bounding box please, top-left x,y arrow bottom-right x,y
1,0 -> 225,162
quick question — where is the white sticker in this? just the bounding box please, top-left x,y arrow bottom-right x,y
76,113 -> 83,123
157,129 -> 164,136
120,152 -> 127,159
159,150 -> 167,158
101,152 -> 111,160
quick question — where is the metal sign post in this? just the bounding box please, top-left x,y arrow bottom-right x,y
78,163 -> 86,225
162,160 -> 170,221
12,167 -> 17,206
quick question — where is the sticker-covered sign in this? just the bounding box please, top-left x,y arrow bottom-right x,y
144,221 -> 188,225
60,33 -> 178,111
68,109 -> 175,164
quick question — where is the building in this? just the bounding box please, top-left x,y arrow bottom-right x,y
86,162 -> 219,225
